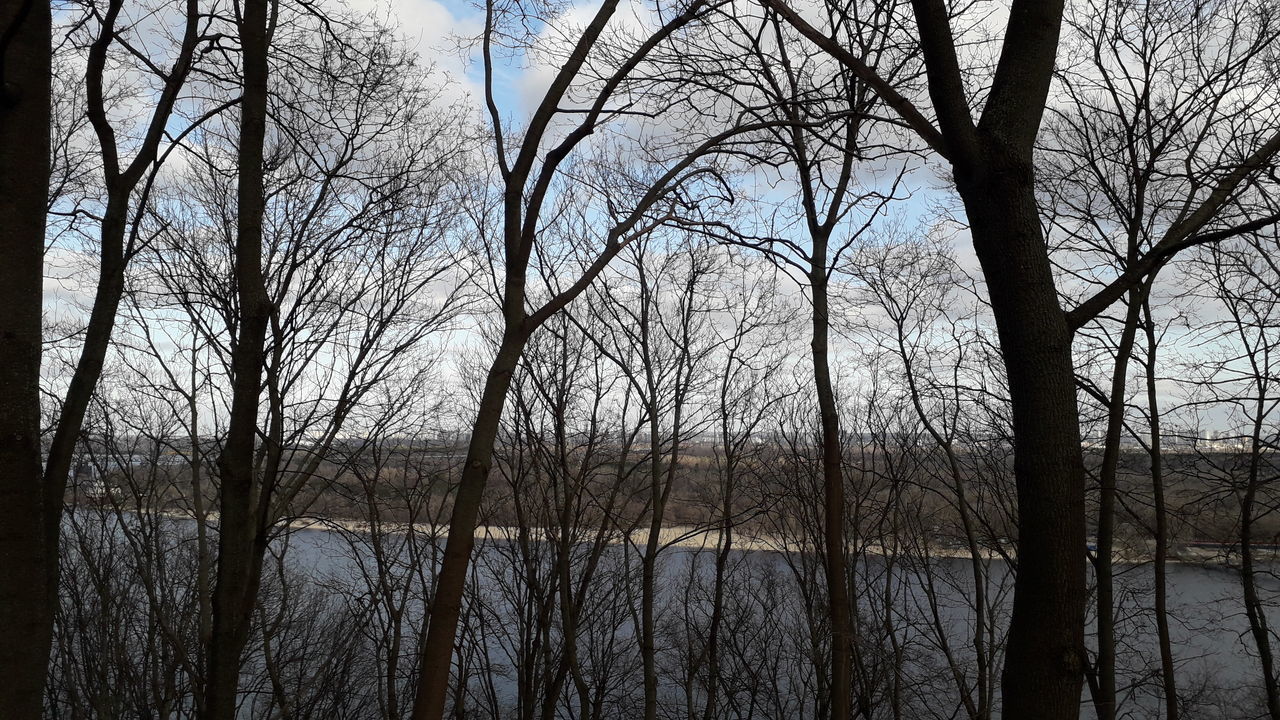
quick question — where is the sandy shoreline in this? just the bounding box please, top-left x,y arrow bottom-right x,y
80,504 -> 1272,567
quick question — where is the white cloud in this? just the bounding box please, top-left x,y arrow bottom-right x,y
347,0 -> 485,111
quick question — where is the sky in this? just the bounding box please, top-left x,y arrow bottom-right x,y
41,0 -> 1268,437
347,0 -> 485,101
344,0 -> 564,130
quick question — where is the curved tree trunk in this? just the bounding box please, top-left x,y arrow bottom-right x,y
412,330 -> 526,720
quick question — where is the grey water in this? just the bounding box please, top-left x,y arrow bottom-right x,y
278,524 -> 1279,718
53,511 -> 1280,718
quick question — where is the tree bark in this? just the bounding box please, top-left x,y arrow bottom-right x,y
904,3 -> 1087,709
767,2 -> 1280,715
204,0 -> 272,716
0,0 -> 52,716
957,154 -> 1087,720
811,266 -> 851,720
1089,289 -> 1143,720
3,0 -> 201,710
1141,300 -> 1178,720
411,330 -> 526,720
1241,383 -> 1280,719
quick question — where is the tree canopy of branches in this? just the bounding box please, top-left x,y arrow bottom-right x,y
5,0 -> 1280,719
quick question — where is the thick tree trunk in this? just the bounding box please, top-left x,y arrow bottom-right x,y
203,0 -> 272,716
412,330 -> 526,720
0,0 -> 52,716
957,153 -> 1087,720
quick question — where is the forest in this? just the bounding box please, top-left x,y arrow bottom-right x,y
3,0 -> 1280,718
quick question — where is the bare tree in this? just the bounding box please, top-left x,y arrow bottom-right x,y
1139,292 -> 1180,720
1037,2 -> 1280,713
2,0 -> 212,712
0,0 -> 51,715
589,235 -> 721,720
470,306 -> 648,719
204,0 -> 273,712
846,232 -> 1013,720
763,0 -> 1280,714
408,1 -> 798,715
1182,234 -> 1280,718
671,7 -> 912,712
678,249 -> 798,720
134,10 -> 465,716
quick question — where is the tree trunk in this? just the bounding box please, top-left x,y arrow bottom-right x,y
412,330 -> 526,720
1241,387 -> 1280,719
41,191 -> 130,509
1141,300 -> 1178,720
702,407 -> 736,720
1089,289 -> 1143,720
203,0 -> 272,716
0,0 -> 52,716
811,270 -> 851,720
957,153 -> 1087,720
